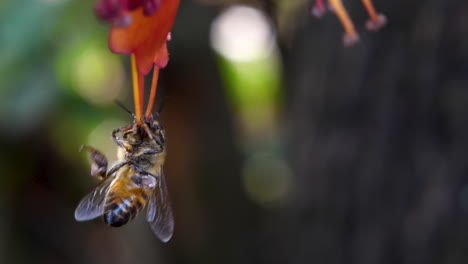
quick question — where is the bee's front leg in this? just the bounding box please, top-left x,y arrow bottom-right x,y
80,146 -> 108,179
106,161 -> 129,177
112,124 -> 135,151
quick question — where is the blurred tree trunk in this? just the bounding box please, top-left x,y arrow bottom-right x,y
281,0 -> 468,263
164,2 -> 257,264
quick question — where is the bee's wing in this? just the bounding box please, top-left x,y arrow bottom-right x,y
147,169 -> 174,242
74,176 -> 114,221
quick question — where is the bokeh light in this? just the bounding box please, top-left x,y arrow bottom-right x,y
210,5 -> 275,62
73,48 -> 125,105
55,38 -> 126,106
242,151 -> 292,207
87,119 -> 127,162
210,5 -> 289,209
51,111 -> 95,166
210,4 -> 282,146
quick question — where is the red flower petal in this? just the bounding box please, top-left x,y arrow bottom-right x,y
109,0 -> 179,74
95,0 -> 123,22
153,41 -> 169,69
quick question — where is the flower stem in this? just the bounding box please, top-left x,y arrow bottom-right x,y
145,67 -> 160,119
131,54 -> 142,126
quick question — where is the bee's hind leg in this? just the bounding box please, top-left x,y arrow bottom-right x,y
142,149 -> 163,155
132,165 -> 155,178
80,146 -> 108,179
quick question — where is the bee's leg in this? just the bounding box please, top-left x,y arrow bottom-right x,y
149,120 -> 161,131
122,130 -> 134,139
112,124 -> 135,150
141,121 -> 154,140
106,161 -> 129,177
154,136 -> 165,152
132,165 -> 156,177
158,128 -> 166,144
142,149 -> 163,155
141,121 -> 164,151
144,122 -> 165,151
80,146 -> 108,179
150,121 -> 165,148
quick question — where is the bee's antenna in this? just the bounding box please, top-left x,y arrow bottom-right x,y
114,100 -> 134,116
155,95 -> 170,118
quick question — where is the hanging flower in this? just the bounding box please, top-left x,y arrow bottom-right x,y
311,0 -> 386,46
94,0 -> 180,125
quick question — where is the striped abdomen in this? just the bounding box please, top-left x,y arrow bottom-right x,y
103,175 -> 150,227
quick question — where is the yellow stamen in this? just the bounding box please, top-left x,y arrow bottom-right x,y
139,73 -> 145,116
131,54 -> 142,126
361,0 -> 386,32
145,67 -> 160,119
361,0 -> 379,22
328,0 -> 359,45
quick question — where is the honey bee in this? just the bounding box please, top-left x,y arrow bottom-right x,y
74,115 -> 174,242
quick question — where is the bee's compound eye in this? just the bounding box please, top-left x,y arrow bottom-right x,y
140,176 -> 156,189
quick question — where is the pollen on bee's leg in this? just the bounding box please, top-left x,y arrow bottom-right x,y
141,175 -> 156,190
361,0 -> 387,32
328,0 -> 359,46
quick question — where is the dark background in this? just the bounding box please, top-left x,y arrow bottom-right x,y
1,0 -> 468,263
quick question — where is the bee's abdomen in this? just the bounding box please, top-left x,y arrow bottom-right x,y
103,194 -> 144,227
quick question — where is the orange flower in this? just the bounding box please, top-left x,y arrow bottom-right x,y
109,0 -> 179,75
95,0 -> 180,125
312,0 -> 386,46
